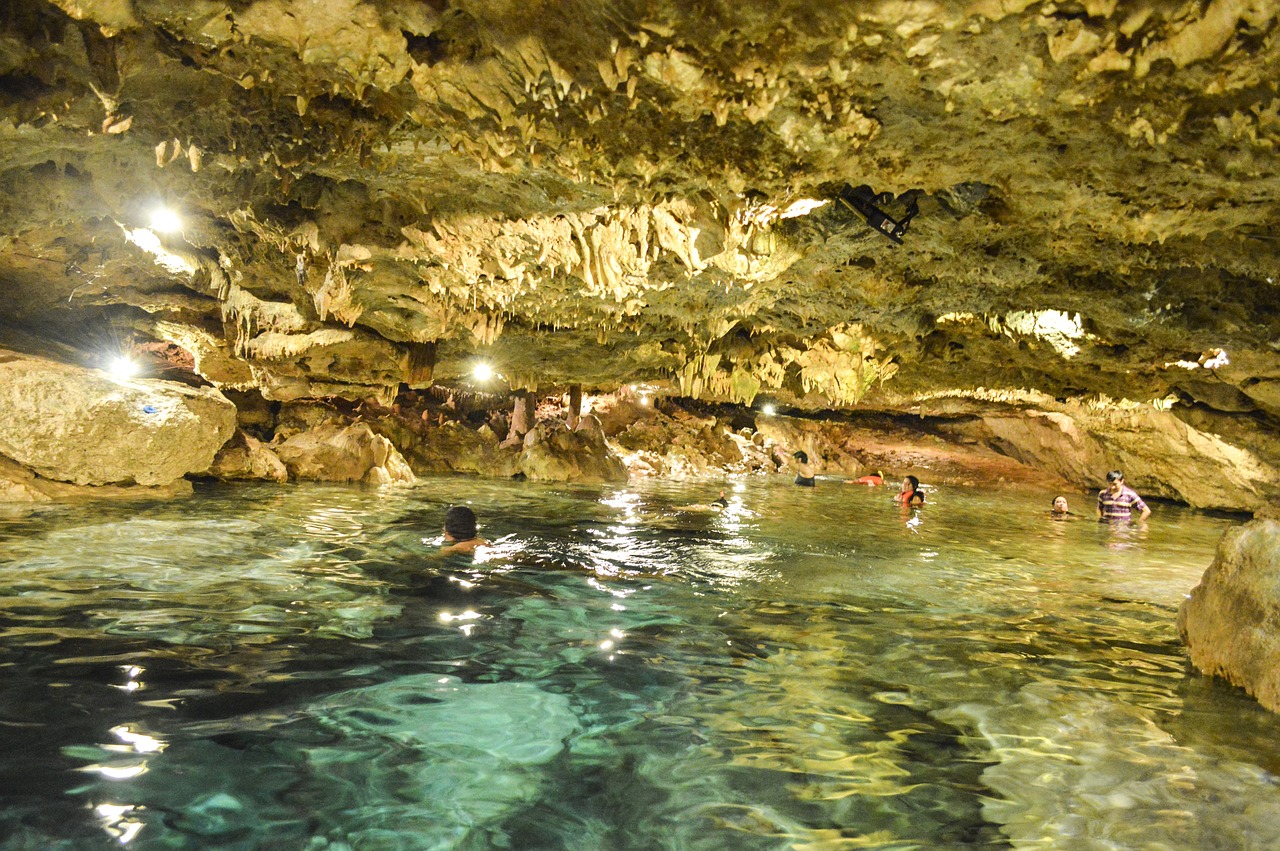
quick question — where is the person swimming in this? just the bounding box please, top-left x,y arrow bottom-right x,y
895,475 -> 925,506
1050,495 -> 1071,517
440,505 -> 488,556
849,469 -> 884,486
675,490 -> 730,512
792,451 -> 816,487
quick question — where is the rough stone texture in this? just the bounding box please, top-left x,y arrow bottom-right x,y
940,402 -> 1280,511
273,422 -> 416,485
0,454 -> 194,502
0,348 -> 235,487
517,416 -> 628,483
2,2 -> 1280,505
206,429 -> 289,483
1179,519 -> 1280,713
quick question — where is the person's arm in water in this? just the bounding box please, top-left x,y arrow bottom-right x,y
440,536 -> 487,556
1134,494 -> 1151,522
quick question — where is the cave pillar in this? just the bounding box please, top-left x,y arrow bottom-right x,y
567,384 -> 582,431
505,390 -> 534,445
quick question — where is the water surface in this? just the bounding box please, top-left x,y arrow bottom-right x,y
1,477 -> 1278,849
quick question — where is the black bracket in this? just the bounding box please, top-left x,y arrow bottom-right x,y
838,185 -> 919,245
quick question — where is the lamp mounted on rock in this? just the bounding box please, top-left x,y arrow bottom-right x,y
838,185 -> 919,245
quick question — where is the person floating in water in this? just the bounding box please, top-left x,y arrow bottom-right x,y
792,451 -> 816,487
848,469 -> 884,486
1097,470 -> 1150,523
440,505 -> 488,556
1049,495 -> 1072,518
675,490 -> 730,512
894,475 -> 925,506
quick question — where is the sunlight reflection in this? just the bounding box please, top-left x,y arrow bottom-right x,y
301,508 -> 366,540
111,726 -> 166,754
95,803 -> 145,844
84,763 -> 148,780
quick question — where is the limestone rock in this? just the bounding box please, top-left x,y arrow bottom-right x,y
206,430 -> 289,483
273,422 -> 416,484
944,404 -> 1280,512
1178,520 -> 1280,713
0,349 -> 235,488
0,455 -> 194,503
517,418 -> 628,483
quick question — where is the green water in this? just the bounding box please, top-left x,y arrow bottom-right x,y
1,477 -> 1278,850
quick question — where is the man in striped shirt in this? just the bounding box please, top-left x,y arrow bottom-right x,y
1097,470 -> 1151,522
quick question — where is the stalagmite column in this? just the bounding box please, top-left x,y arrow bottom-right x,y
567,384 -> 582,430
505,390 -> 534,446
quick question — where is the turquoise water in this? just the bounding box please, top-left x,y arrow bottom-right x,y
1,477 -> 1279,849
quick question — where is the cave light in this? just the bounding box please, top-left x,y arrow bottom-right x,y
149,205 -> 182,234
639,394 -> 651,406
779,198 -> 829,218
761,404 -> 776,416
1201,348 -> 1229,369
473,362 -> 494,381
108,356 -> 139,381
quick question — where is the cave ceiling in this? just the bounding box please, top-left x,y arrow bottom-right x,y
2,0 -> 1279,419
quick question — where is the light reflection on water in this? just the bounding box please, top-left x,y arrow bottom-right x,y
1,478 -> 1279,849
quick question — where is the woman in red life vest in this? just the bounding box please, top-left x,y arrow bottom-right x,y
895,475 -> 925,507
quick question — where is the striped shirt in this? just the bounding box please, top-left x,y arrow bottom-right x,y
1098,485 -> 1148,521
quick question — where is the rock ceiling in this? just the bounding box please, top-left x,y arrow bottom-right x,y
2,0 -> 1279,423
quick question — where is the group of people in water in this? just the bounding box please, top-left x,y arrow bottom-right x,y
435,460 -> 1150,556
792,450 -> 1150,522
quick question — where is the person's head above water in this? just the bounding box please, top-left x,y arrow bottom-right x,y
1052,495 -> 1069,514
792,450 -> 809,464
902,475 -> 920,491
444,505 -> 478,541
712,490 -> 729,508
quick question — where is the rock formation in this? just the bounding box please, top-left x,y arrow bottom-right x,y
1179,518 -> 1280,713
0,1 -> 1279,506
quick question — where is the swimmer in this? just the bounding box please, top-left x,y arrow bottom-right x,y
792,451 -> 816,487
1049,495 -> 1072,518
848,469 -> 884,486
895,475 -> 925,506
675,490 -> 730,512
440,505 -> 488,556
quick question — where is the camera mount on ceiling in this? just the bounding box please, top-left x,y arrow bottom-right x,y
837,185 -> 919,245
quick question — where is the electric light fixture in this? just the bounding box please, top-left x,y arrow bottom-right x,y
149,205 -> 182,233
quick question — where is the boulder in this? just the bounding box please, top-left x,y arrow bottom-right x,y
273,422 -> 416,484
517,417 -> 628,483
206,430 -> 289,482
1178,519 -> 1280,713
0,348 -> 235,488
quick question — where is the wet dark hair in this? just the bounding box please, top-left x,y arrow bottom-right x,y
792,450 -> 809,463
904,475 -> 920,490
1106,470 -> 1124,483
444,505 -> 477,540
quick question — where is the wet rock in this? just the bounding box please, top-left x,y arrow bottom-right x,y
1179,519 -> 1280,713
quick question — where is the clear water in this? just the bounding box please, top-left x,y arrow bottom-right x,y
2,477 -> 1279,850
